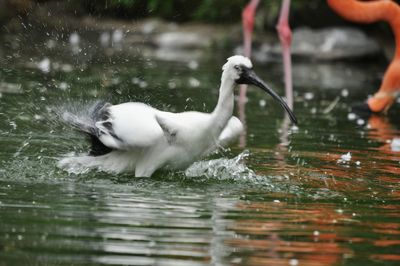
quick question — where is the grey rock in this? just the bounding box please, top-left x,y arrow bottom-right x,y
292,62 -> 372,89
154,32 -> 211,50
154,48 -> 204,62
294,27 -> 380,59
257,27 -> 381,61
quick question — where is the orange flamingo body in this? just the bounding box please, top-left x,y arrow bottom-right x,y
328,0 -> 400,113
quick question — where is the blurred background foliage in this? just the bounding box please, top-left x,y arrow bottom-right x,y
48,0 -> 332,25
82,0 -> 255,22
2,0 -> 399,35
30,0 -> 374,29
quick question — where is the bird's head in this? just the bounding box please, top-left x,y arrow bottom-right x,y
222,55 -> 253,81
223,55 -> 297,125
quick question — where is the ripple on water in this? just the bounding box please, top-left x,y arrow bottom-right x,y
185,151 -> 342,199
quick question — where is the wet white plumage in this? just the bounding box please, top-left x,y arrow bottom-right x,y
59,56 -> 252,176
59,55 -> 296,177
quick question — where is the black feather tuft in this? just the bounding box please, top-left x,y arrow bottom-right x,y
87,134 -> 113,156
61,101 -> 115,156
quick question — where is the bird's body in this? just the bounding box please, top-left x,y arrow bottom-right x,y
60,105 -> 243,176
59,55 -> 297,177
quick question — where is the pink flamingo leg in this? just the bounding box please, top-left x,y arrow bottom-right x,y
240,0 -> 260,103
276,0 -> 293,110
239,0 -> 260,147
242,0 -> 260,56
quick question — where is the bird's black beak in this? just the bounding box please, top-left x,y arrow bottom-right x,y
236,67 -> 298,125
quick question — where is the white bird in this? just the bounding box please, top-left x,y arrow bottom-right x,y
58,55 -> 297,177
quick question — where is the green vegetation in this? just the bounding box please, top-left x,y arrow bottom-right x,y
31,0 -> 341,27
83,0 -> 250,22
81,0 -> 330,25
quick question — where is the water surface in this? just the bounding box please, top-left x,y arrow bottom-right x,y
0,27 -> 399,266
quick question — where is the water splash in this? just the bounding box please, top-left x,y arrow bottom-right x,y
57,153 -> 93,175
184,151 -> 295,192
391,138 -> 400,152
185,150 -> 258,181
337,152 -> 352,164
185,151 -> 344,198
51,100 -> 102,130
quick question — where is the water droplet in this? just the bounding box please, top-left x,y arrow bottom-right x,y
347,113 -> 356,121
310,107 -> 317,114
69,32 -> 80,46
100,32 -> 110,47
168,80 -> 177,89
112,29 -> 124,44
356,119 -> 365,126
304,92 -> 314,100
37,58 -> 51,73
188,60 -> 199,70
132,77 -> 140,84
139,81 -> 148,88
188,77 -> 200,88
337,152 -> 351,164
58,82 -> 68,91
34,114 -> 43,120
391,138 -> 400,152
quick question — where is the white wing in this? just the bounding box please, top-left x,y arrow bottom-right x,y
96,102 -> 164,150
218,116 -> 243,146
201,116 -> 243,156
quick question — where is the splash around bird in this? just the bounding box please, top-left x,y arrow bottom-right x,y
58,55 -> 297,177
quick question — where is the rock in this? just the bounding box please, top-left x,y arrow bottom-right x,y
257,27 -> 381,61
152,31 -> 211,61
154,48 -> 204,62
295,27 -> 380,59
291,62 -> 373,89
154,32 -> 211,50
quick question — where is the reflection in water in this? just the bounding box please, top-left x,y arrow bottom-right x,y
227,201 -> 353,266
89,191 -> 213,265
367,115 -> 400,176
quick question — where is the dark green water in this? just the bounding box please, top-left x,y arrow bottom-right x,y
0,28 -> 399,266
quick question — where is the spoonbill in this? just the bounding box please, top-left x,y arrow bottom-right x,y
58,55 -> 297,177
328,0 -> 400,114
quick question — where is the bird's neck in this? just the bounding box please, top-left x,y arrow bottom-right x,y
211,73 -> 236,134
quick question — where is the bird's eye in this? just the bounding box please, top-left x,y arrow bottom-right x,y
234,65 -> 240,70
